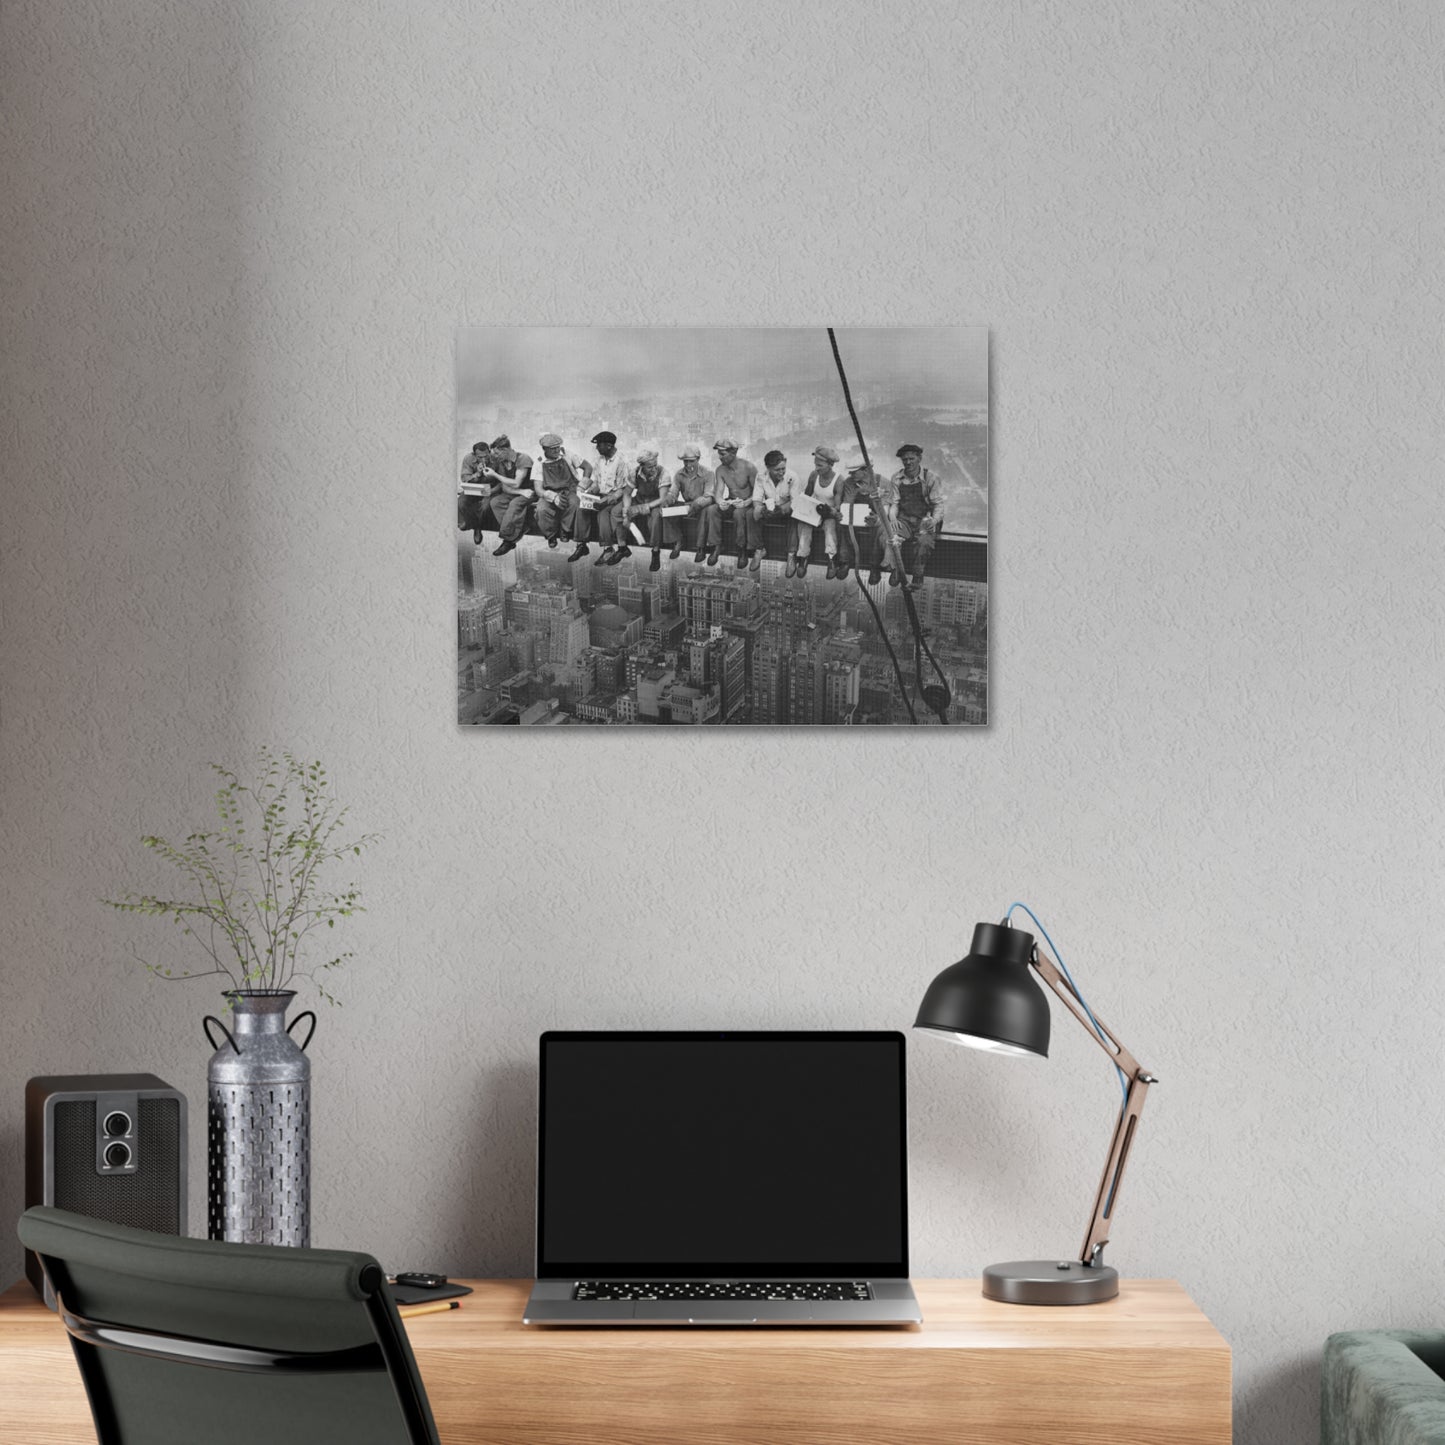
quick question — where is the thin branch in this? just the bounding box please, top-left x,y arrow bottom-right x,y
105,749 -> 378,1005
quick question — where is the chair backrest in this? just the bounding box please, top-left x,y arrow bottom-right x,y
18,1206 -> 440,1445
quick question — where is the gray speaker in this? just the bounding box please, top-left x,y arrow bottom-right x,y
25,1073 -> 188,1306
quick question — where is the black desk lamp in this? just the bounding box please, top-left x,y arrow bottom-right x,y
913,917 -> 1157,1305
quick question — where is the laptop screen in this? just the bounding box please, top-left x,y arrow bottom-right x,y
537,1031 -> 908,1279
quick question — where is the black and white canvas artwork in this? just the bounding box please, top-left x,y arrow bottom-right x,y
456,327 -> 987,726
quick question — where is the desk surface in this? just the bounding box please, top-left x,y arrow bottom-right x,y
0,1277 -> 1231,1444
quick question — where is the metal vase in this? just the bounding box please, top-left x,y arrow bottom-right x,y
204,990 -> 316,1246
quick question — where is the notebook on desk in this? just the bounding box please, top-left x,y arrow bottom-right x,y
524,1031 -> 922,1326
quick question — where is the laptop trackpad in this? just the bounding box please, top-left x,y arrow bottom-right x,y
634,1302 -> 763,1323
747,1303 -> 811,1323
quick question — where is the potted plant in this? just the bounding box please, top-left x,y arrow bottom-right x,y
105,748 -> 378,1246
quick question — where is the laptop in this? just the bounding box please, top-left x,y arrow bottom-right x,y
523,1030 -> 922,1326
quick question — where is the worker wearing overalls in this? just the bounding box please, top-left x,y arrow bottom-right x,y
883,443 -> 944,590
534,432 -> 589,549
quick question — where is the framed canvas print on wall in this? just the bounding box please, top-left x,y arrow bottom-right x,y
456,327 -> 987,726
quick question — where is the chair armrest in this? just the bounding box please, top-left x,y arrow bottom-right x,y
1323,1331 -> 1445,1445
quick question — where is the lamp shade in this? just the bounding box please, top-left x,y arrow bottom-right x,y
913,922 -> 1051,1057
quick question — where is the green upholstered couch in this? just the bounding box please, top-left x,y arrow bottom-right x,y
1323,1331 -> 1445,1445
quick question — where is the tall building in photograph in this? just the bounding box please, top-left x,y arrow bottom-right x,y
570,647 -> 603,700
719,613 -> 761,722
685,628 -> 747,724
475,543 -> 517,601
549,610 -> 590,667
820,658 -> 860,723
788,631 -> 861,724
617,571 -> 664,623
676,572 -> 761,633
752,630 -> 791,724
458,590 -> 488,648
593,649 -> 627,692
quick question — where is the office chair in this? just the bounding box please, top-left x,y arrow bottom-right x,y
18,1205 -> 440,1445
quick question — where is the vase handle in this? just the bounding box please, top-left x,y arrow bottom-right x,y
203,1016 -> 242,1056
287,1011 -> 317,1052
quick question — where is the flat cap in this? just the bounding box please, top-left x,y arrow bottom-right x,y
636,448 -> 659,463
678,444 -> 702,459
846,460 -> 873,473
591,430 -> 618,446
713,437 -> 738,451
539,432 -> 563,447
896,443 -> 923,457
811,445 -> 839,463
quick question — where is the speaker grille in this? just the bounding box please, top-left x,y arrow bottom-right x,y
53,1098 -> 182,1233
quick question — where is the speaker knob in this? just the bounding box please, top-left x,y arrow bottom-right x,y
103,1111 -> 132,1138
104,1141 -> 132,1169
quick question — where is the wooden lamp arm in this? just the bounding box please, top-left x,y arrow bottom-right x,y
1031,948 -> 1158,1270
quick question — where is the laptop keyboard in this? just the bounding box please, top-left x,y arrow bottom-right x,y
572,1281 -> 873,1302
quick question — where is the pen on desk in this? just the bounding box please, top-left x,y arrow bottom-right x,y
398,1300 -> 461,1319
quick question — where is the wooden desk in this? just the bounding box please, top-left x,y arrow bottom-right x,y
0,1277 -> 1230,1444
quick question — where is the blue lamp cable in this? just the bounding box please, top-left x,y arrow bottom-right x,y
1006,902 -> 1128,1104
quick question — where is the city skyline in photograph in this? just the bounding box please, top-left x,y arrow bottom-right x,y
457,327 -> 987,412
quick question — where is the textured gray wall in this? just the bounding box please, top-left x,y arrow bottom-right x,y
2,3 -> 1441,1441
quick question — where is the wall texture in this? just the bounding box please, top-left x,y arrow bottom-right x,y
3,2 -> 1441,1441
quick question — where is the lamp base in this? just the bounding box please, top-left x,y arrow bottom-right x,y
982,1260 -> 1120,1305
